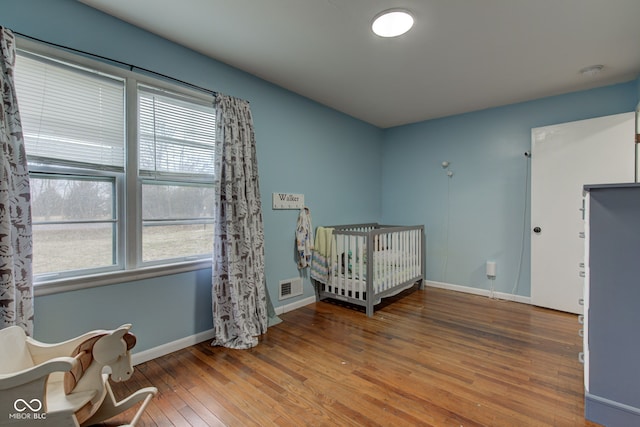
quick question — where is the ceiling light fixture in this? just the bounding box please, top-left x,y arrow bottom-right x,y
372,9 -> 414,38
579,64 -> 604,77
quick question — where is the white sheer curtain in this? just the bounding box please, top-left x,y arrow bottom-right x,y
211,94 -> 268,349
0,27 -> 34,335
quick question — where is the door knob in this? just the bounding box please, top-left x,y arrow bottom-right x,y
533,227 -> 542,234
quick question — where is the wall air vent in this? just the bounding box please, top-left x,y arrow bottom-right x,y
279,277 -> 303,300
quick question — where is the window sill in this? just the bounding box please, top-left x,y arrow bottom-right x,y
33,259 -> 212,297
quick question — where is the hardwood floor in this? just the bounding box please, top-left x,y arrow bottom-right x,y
101,286 -> 600,427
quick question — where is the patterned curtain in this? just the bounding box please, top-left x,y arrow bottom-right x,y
0,28 -> 34,335
211,94 -> 268,349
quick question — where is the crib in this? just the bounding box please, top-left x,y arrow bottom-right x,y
311,223 -> 425,317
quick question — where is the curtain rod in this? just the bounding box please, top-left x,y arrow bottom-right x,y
14,31 -> 218,98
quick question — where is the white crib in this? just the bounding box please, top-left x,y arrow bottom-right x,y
311,223 -> 424,317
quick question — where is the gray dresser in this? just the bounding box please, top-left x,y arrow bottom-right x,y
583,183 -> 640,426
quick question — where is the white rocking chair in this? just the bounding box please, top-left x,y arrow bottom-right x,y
0,324 -> 157,426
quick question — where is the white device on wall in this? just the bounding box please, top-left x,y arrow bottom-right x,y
486,261 -> 497,278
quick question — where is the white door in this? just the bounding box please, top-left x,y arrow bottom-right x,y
531,112 -> 635,314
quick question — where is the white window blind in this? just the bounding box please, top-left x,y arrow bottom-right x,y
138,85 -> 216,180
14,51 -> 125,170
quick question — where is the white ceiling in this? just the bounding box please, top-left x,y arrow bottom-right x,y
79,0 -> 640,128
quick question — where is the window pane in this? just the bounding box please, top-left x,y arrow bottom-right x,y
31,176 -> 114,221
142,182 -> 213,262
15,52 -> 125,170
32,223 -> 115,275
142,183 -> 213,220
30,175 -> 117,277
138,85 -> 215,177
142,224 -> 213,262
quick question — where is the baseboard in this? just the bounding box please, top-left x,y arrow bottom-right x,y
131,329 -> 214,366
274,295 -> 316,315
585,391 -> 640,426
425,280 -> 531,305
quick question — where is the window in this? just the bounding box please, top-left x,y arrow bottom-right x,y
138,86 -> 215,263
13,41 -> 216,287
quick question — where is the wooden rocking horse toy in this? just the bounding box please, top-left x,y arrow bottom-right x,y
0,324 -> 157,426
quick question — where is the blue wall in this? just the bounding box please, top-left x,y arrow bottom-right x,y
1,0 -> 638,352
0,0 -> 383,349
381,83 -> 638,297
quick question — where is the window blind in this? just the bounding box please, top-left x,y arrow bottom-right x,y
14,51 -> 125,170
138,85 -> 216,180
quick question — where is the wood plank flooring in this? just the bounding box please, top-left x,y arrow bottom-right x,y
100,286 -> 600,426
